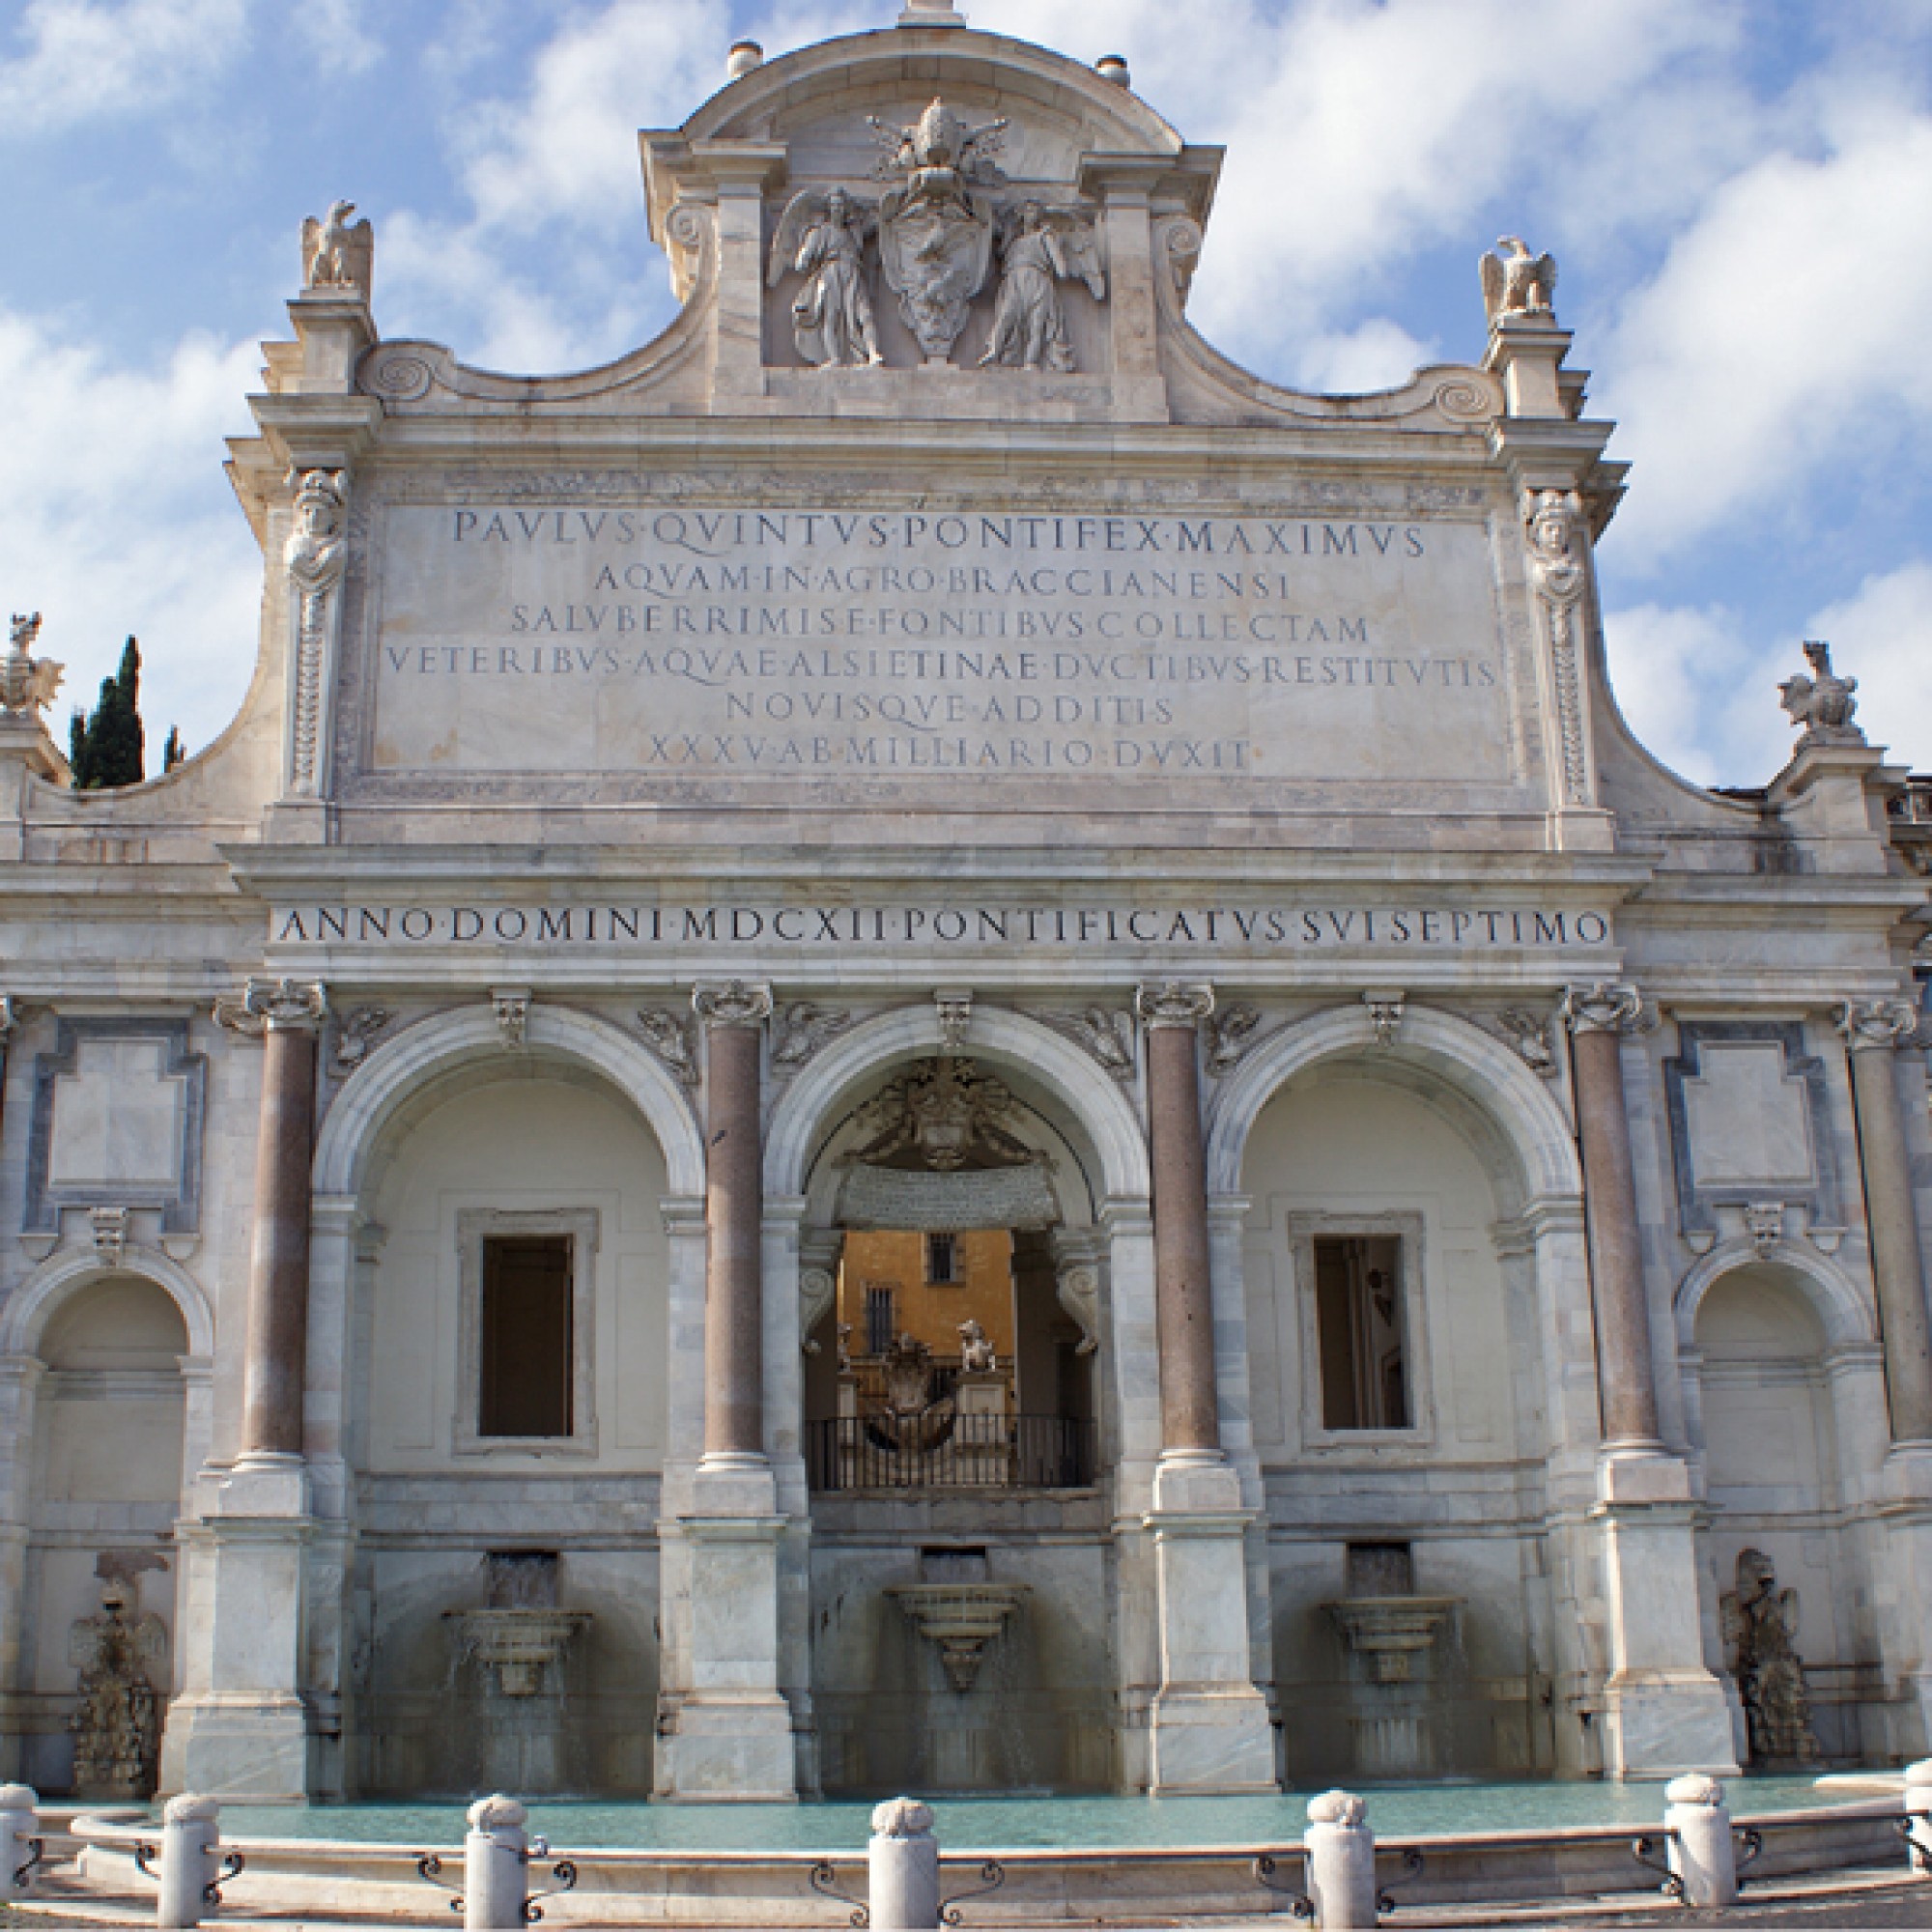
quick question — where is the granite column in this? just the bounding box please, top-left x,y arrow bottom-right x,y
1137,981 -> 1221,1458
1132,982 -> 1275,1793
1560,981 -> 1736,1778
1839,1001 -> 1932,1444
240,980 -> 327,1461
696,980 -> 773,1464
1562,982 -> 1661,1446
159,977 -> 327,1801
656,980 -> 793,1801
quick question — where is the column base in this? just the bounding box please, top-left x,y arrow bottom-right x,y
1148,1686 -> 1278,1794
654,1696 -> 799,1803
157,1696 -> 309,1803
1600,1671 -> 1739,1780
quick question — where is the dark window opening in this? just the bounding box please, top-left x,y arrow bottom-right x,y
864,1282 -> 896,1356
1314,1235 -> 1409,1431
1346,1542 -> 1414,1597
925,1232 -> 960,1284
480,1235 -> 574,1437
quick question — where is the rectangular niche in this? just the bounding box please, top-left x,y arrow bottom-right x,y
454,1208 -> 598,1456
1662,1022 -> 1842,1239
26,1019 -> 207,1235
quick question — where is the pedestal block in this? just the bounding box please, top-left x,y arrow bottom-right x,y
1143,1456 -> 1276,1794
1593,1452 -> 1738,1779
158,1462 -> 312,1802
655,1463 -> 796,1801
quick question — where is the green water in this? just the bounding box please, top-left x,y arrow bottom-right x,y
212,1776 -> 1886,1853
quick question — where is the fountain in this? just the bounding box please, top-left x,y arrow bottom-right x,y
891,1582 -> 1028,1693
1324,1545 -> 1463,1779
442,1554 -> 593,1794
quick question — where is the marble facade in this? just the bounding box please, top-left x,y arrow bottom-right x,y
1,3 -> 1930,1804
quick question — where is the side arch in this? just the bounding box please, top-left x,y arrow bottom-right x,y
1206,1002 -> 1583,1204
1673,1237 -> 1875,1351
0,1244 -> 215,1358
763,1003 -> 1151,1203
313,1004 -> 707,1200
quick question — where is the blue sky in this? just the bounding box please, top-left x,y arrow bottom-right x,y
2,0 -> 1929,784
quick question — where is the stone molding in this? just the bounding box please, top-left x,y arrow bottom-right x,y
1204,1001 -> 1583,1202
0,1241 -> 216,1357
1835,999 -> 1918,1053
24,1017 -> 208,1237
762,1001 -> 1151,1203
311,1003 -> 707,1199
1559,981 -> 1646,1037
1135,981 -> 1213,1030
1661,1021 -> 1844,1245
693,981 -> 773,1030
216,978 -> 328,1037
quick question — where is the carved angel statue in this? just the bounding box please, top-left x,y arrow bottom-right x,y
769,187 -> 884,368
69,1580 -> 166,1799
0,611 -> 64,718
958,1318 -> 998,1375
1720,1548 -> 1819,1763
1480,235 -> 1557,325
301,199 -> 374,296
979,201 -> 1106,372
1778,639 -> 1863,747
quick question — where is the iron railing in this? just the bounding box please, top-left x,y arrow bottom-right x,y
806,1413 -> 1096,1491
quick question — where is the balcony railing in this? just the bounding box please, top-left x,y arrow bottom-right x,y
805,1413 -> 1097,1492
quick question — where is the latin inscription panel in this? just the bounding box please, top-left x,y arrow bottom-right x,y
367,505 -> 1517,783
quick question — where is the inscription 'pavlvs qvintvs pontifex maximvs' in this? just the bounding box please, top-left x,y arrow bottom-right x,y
370,506 -> 1515,785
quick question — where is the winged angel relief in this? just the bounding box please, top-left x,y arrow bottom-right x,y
768,187 -> 886,368
980,200 -> 1105,372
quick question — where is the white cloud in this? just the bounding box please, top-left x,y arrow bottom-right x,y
289,0 -> 382,77
1806,560 -> 1932,770
1601,106 -> 1932,557
0,0 -> 248,133
1292,318 -> 1436,395
0,310 -> 261,763
1601,600 -> 1788,788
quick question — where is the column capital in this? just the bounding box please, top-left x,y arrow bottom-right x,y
1835,998 -> 1919,1053
218,977 -> 328,1037
1136,980 -> 1214,1030
693,980 -> 773,1030
1560,980 -> 1646,1037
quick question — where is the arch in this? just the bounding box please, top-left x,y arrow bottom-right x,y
0,1244 -> 215,1359
1673,1238 -> 1875,1352
765,1004 -> 1151,1204
313,1004 -> 707,1202
1207,1003 -> 1583,1204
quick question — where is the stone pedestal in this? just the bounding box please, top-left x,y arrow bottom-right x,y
656,1463 -> 795,1800
1143,1456 -> 1276,1793
1593,1451 -> 1738,1778
159,1466 -> 313,1801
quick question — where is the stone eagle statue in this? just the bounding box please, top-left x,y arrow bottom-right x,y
1480,235 -> 1557,324
301,199 -> 374,296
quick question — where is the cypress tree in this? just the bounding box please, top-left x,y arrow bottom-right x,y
68,638 -> 146,789
162,725 -> 184,772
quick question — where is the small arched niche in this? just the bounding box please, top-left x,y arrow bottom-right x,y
1692,1263 -> 1855,1759
25,1273 -> 188,1797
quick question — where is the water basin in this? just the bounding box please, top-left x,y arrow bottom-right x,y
214,1774 -> 1885,1853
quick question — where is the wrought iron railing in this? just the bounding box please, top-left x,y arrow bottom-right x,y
806,1413 -> 1096,1491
